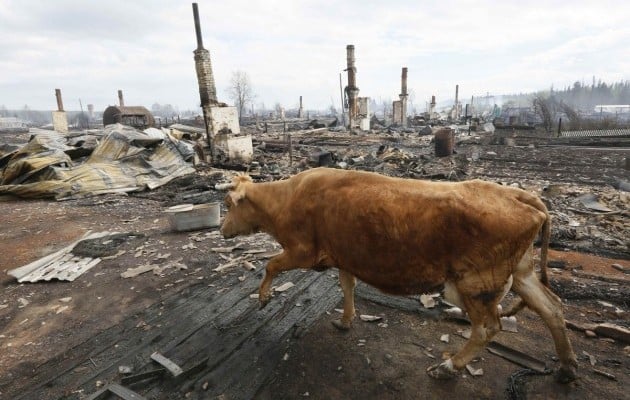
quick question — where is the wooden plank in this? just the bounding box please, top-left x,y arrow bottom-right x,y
9,282 -> 213,400
178,272 -> 342,398
355,283 -> 444,318
161,270 -> 321,368
486,341 -> 549,373
150,352 -> 184,377
9,269 -> 341,400
86,383 -> 147,400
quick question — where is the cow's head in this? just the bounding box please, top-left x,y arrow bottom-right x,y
220,174 -> 259,239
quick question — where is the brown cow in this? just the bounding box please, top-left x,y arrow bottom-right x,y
220,168 -> 577,382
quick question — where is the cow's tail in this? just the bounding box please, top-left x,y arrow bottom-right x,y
538,209 -> 551,287
501,199 -> 552,318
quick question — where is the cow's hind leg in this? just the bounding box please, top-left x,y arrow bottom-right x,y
332,270 -> 356,331
428,294 -> 501,379
511,271 -> 577,383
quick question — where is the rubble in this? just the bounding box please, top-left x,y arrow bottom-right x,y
1,115 -> 628,399
593,323 -> 630,344
465,364 -> 484,377
359,314 -> 383,322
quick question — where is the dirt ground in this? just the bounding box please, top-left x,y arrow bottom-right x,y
0,129 -> 629,400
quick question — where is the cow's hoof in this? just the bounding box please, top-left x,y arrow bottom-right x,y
426,362 -> 459,380
331,319 -> 351,331
555,364 -> 578,383
259,296 -> 271,310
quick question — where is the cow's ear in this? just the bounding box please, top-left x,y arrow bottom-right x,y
229,190 -> 245,206
232,174 -> 253,188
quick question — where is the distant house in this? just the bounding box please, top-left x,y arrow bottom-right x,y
102,106 -> 155,129
593,105 -> 630,114
496,106 -> 540,127
0,117 -> 29,133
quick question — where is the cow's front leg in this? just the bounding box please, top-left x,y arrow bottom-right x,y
258,250 -> 304,309
332,270 -> 356,330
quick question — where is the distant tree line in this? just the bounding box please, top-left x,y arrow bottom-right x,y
151,103 -> 179,118
502,79 -> 630,112
498,79 -> 630,132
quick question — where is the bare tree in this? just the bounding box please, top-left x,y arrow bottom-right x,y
227,70 -> 255,123
558,101 -> 581,130
532,95 -> 553,133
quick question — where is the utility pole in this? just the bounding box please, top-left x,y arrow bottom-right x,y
339,73 -> 344,119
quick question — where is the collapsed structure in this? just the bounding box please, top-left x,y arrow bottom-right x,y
102,90 -> 155,129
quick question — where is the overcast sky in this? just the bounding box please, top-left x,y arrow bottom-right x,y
1,0 -> 629,113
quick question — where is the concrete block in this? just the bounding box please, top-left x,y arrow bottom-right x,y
208,106 -> 240,135
360,118 -> 370,131
52,111 -> 68,133
215,134 -> 253,163
357,97 -> 370,118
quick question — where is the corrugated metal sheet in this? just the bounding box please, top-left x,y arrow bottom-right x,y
0,132 -> 73,184
0,124 -> 195,199
8,231 -> 114,283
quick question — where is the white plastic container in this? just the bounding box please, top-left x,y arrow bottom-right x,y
164,203 -> 220,232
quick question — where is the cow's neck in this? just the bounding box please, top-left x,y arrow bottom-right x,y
246,180 -> 291,237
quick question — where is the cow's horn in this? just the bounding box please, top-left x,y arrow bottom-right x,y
215,182 -> 235,191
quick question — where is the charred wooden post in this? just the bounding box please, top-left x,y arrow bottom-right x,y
288,133 -> 293,166
345,45 -> 359,129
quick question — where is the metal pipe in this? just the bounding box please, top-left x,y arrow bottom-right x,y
339,73 -> 344,112
55,89 -> 64,111
118,90 -> 125,107
192,3 -> 204,50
